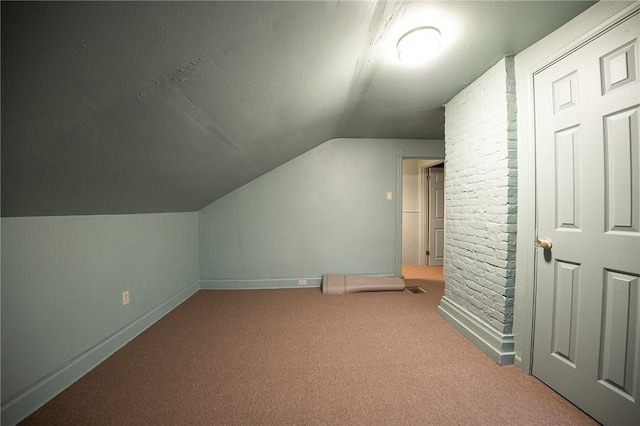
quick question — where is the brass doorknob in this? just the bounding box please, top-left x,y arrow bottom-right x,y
535,238 -> 553,250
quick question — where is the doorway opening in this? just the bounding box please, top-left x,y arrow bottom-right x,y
400,158 -> 445,283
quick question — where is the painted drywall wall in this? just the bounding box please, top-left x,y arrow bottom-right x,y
199,138 -> 444,288
512,0 -> 636,371
402,159 -> 421,265
1,212 -> 199,424
439,57 -> 517,365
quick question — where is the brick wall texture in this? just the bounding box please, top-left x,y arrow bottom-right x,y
443,57 -> 517,334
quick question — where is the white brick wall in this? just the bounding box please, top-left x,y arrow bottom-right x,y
443,57 -> 517,334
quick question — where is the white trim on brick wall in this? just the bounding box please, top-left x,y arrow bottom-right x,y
439,296 -> 515,365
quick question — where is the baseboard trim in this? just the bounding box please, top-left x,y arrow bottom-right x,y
1,281 -> 199,426
199,273 -> 398,290
514,354 -> 524,370
200,277 -> 322,290
438,296 -> 515,365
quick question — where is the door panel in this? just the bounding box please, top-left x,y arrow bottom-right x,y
428,168 -> 445,265
533,10 -> 640,425
554,126 -> 581,229
551,260 -> 580,365
604,106 -> 639,232
601,270 -> 638,399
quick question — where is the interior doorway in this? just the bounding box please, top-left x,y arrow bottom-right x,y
401,158 -> 445,267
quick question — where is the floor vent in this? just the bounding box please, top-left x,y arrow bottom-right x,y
405,286 -> 427,294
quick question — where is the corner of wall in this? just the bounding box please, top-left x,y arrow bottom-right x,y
441,55 -> 517,365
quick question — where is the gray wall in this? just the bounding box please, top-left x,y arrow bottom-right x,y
402,159 -> 421,265
199,138 -> 444,288
1,212 -> 199,423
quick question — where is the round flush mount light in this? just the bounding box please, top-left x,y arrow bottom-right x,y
396,26 -> 441,64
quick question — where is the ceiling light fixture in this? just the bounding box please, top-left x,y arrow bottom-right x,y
396,26 -> 441,64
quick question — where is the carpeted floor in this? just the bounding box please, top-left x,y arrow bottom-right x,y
21,272 -> 597,425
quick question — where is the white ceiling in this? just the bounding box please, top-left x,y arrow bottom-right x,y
1,1 -> 596,217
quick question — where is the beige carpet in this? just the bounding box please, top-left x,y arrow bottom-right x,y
22,282 -> 596,425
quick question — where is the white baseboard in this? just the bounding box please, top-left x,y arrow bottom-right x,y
514,354 -> 524,369
1,281 -> 199,426
199,273 -> 398,290
438,296 -> 515,365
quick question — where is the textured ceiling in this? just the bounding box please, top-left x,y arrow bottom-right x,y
1,1 -> 596,217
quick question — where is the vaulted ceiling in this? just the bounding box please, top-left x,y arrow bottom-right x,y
1,1 -> 595,217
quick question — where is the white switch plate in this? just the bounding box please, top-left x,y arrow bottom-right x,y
386,192 -> 393,201
122,291 -> 130,305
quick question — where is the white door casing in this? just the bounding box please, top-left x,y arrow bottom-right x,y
533,10 -> 640,426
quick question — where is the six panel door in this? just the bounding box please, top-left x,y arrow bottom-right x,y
533,10 -> 640,425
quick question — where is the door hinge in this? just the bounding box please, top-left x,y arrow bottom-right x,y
426,250 -> 430,256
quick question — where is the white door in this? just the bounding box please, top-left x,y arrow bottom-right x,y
533,9 -> 640,425
428,168 -> 445,266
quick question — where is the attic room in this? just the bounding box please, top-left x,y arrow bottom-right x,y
2,1 -> 639,425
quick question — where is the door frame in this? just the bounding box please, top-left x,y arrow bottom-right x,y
395,150 -> 445,277
515,1 -> 639,373
400,158 -> 428,265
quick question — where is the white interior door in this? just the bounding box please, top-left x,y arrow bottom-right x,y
533,10 -> 639,425
428,168 -> 445,266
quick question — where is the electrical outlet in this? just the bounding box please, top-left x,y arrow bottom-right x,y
386,192 -> 393,201
122,291 -> 130,305
298,280 -> 307,286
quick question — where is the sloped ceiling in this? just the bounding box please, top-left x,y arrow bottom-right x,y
1,1 -> 595,217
